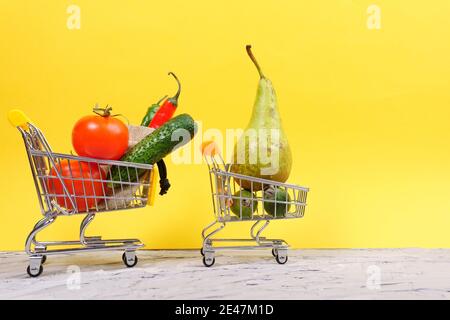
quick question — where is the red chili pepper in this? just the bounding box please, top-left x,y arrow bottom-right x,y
149,72 -> 181,129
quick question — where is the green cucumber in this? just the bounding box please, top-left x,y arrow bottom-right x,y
108,113 -> 196,187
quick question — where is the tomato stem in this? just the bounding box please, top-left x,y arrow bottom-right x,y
93,104 -> 113,117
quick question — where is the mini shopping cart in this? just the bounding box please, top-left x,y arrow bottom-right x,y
9,110 -> 157,277
200,142 -> 309,267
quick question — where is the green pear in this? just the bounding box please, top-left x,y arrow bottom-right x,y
230,45 -> 292,190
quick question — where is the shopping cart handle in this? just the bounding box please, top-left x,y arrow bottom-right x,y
8,109 -> 31,129
201,140 -> 220,156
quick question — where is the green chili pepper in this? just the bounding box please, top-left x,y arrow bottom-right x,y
140,95 -> 168,126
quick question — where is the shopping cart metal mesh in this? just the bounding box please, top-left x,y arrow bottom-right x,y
9,108 -> 155,277
21,124 -> 153,215
205,153 -> 308,222
200,141 -> 310,267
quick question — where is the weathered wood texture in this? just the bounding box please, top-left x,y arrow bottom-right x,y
1,249 -> 449,299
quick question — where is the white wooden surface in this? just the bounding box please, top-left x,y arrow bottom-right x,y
0,249 -> 449,299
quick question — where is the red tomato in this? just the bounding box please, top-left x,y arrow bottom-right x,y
47,160 -> 106,212
72,112 -> 128,160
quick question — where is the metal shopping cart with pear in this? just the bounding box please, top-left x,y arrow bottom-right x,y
200,142 -> 309,267
9,109 -> 158,277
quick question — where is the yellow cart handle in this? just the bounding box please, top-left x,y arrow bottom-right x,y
8,109 -> 31,129
201,140 -> 220,156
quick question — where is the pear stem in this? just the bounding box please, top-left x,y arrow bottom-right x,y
246,45 -> 265,79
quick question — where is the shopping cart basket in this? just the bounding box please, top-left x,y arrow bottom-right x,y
200,141 -> 309,267
8,110 -> 156,277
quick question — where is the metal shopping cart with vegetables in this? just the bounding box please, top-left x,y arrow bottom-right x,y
8,109 -> 157,277
200,142 -> 309,267
8,72 -> 195,277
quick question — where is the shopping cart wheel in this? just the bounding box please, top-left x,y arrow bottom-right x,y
203,256 -> 215,267
41,255 -> 47,264
122,251 -> 138,268
275,254 -> 288,265
200,248 -> 205,256
271,248 -> 278,257
27,265 -> 43,277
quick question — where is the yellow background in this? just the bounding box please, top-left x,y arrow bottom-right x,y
1,0 -> 450,250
